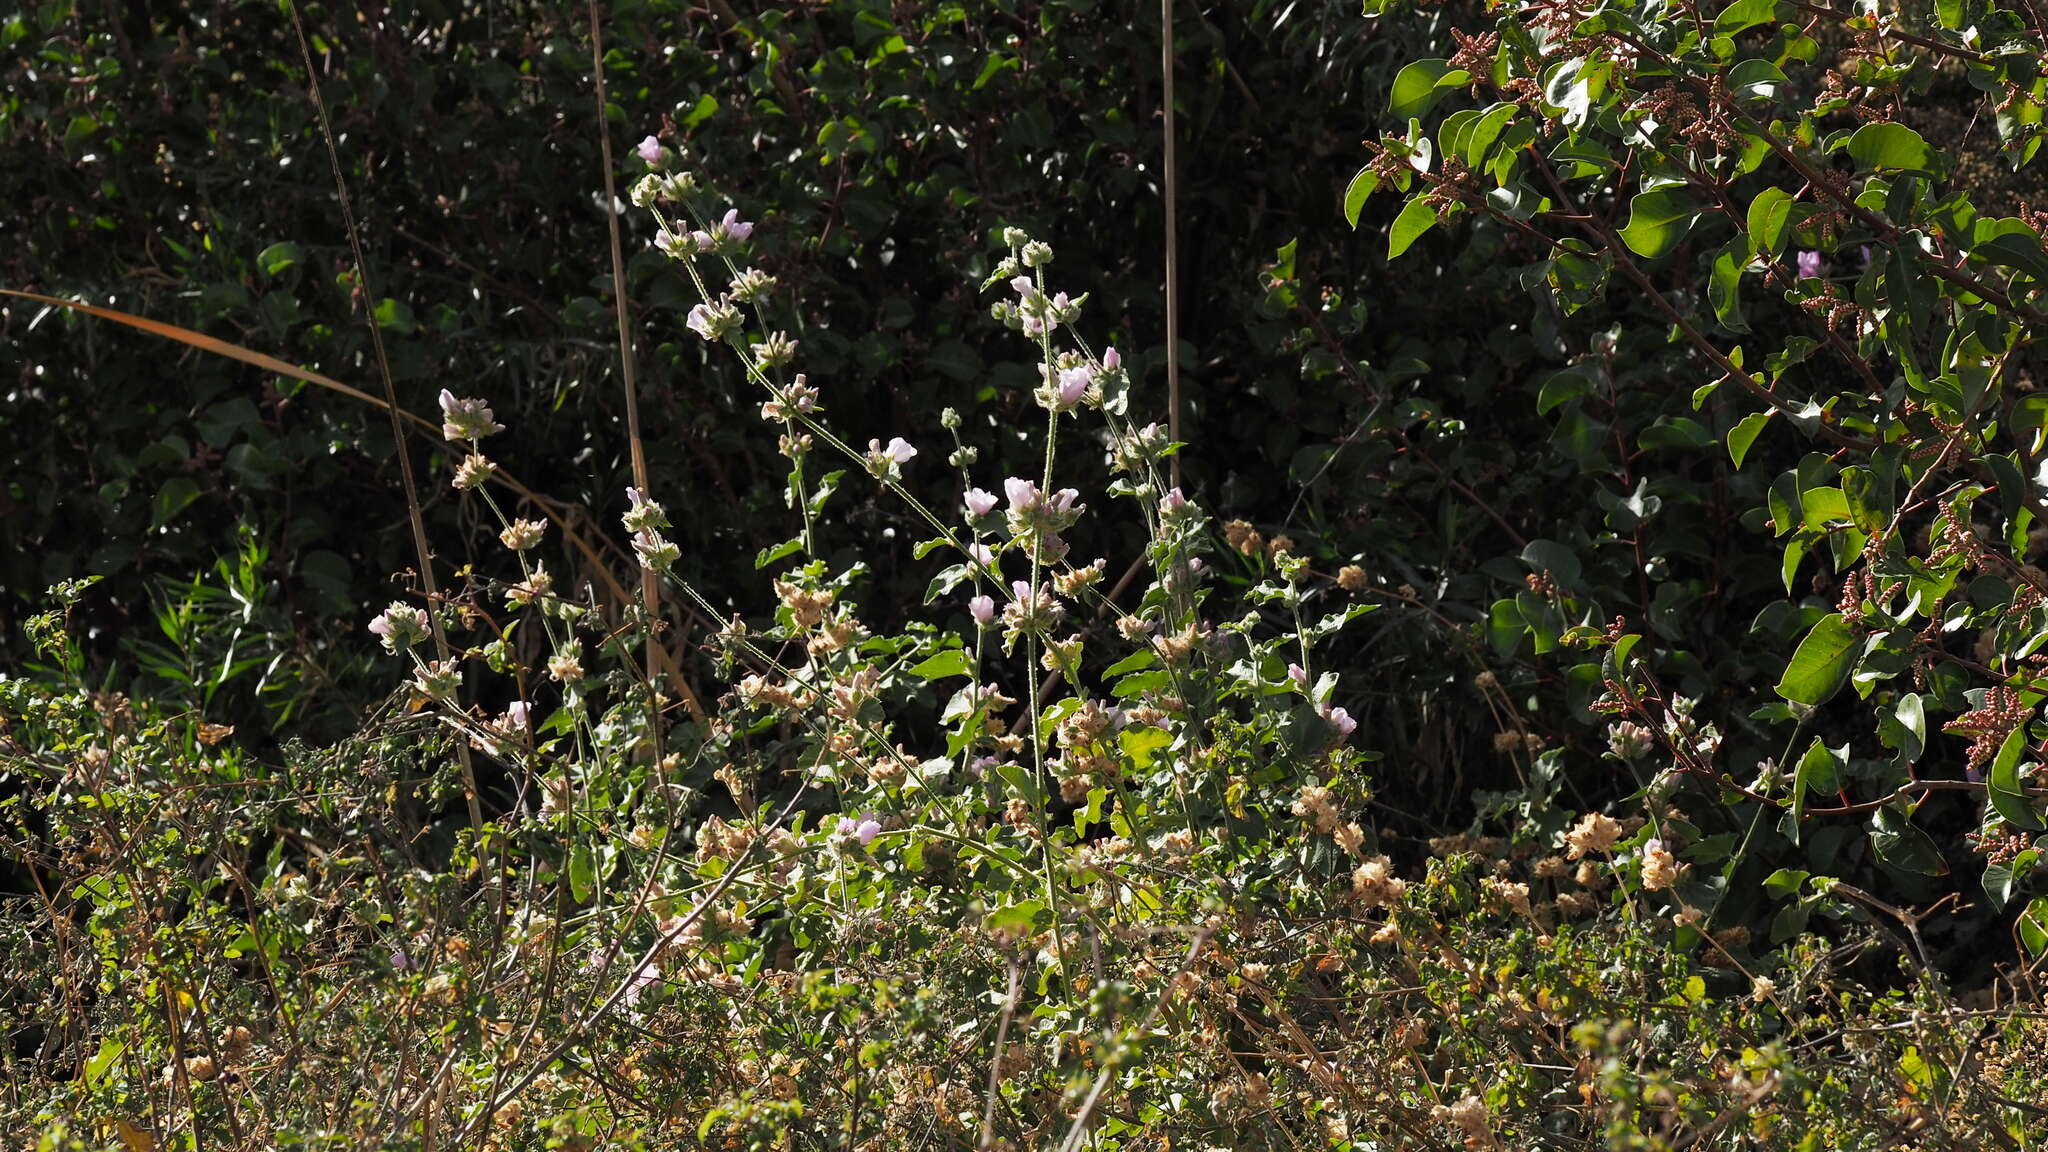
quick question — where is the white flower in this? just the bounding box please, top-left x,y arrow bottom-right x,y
685,298 -> 741,342
866,437 -> 917,478
623,488 -> 670,533
452,454 -> 495,491
367,602 -> 430,653
1640,837 -> 1679,891
499,519 -> 546,552
547,645 -> 584,684
438,391 -> 504,442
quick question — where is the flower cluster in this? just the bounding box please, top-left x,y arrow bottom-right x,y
367,601 -> 429,653
439,390 -> 504,442
623,487 -> 678,573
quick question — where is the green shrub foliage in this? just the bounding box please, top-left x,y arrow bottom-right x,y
6,0 -> 2048,1148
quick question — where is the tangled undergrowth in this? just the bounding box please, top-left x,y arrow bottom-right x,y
7,668 -> 2047,1148
7,172 -> 2048,1149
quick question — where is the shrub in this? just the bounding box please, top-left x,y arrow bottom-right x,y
9,1 -> 2048,1148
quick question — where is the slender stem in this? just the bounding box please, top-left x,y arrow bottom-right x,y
286,1 -> 483,839
1160,0 -> 1182,492
586,0 -> 669,764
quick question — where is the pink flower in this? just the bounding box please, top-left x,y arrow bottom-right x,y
1159,487 -> 1187,514
883,437 -> 917,463
1056,364 -> 1093,408
636,135 -> 665,166
1102,346 -> 1121,371
438,390 -> 504,441
966,542 -> 996,568
1288,663 -> 1308,689
1325,706 -> 1357,739
1009,275 -> 1036,298
1010,579 -> 1033,602
718,208 -> 754,244
837,814 -> 883,846
368,602 -> 429,652
964,488 -> 999,517
1796,250 -> 1824,279
505,701 -> 531,727
1003,477 -> 1039,510
1046,488 -> 1081,515
969,594 -> 996,625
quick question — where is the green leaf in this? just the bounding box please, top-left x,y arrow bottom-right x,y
923,563 -> 971,604
1775,613 -> 1857,705
908,649 -> 974,681
1343,166 -> 1379,230
1975,230 -> 2048,284
1762,867 -> 1810,898
1639,416 -> 1714,450
84,1037 -> 125,1087
755,536 -> 804,569
1487,598 -> 1527,657
1840,466 -> 1891,534
1460,102 -> 1519,168
1546,250 -> 1610,313
1537,366 -> 1595,413
1727,410 -> 1773,469
1387,196 -> 1440,259
1988,726 -> 2046,830
568,843 -> 597,903
1617,187 -> 1702,258
1710,239 -> 1749,332
1714,0 -> 1788,34
1118,724 -> 1171,766
1727,58 -> 1790,104
1880,693 -> 1927,765
1521,538 -> 1582,587
1796,737 -> 1845,797
2020,896 -> 2048,957
1388,59 -> 1467,120
1798,486 -> 1852,529
680,92 -> 719,130
1847,122 -> 1935,173
983,899 -> 1047,938
258,241 -> 304,276
1869,804 -> 1947,875
1101,649 -> 1157,678
1986,850 -> 2037,912
1746,187 -> 1797,259
373,296 -> 416,334
1789,738 -> 1845,845
151,477 -> 202,529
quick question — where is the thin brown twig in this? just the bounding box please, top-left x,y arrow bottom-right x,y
587,0 -> 671,757
1161,0 -> 1183,492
